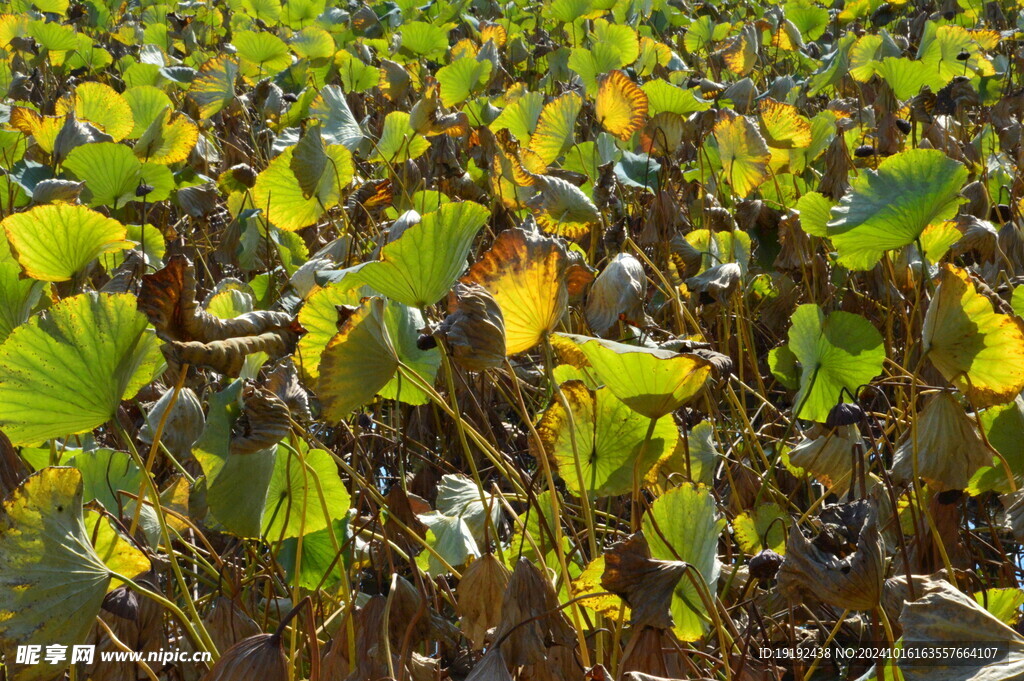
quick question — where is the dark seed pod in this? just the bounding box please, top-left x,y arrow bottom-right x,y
991,204 -> 1013,224
135,181 -> 154,197
854,145 -> 876,158
956,49 -> 970,61
230,163 -> 258,188
749,549 -> 784,581
416,333 -> 438,351
357,413 -> 373,430
825,402 -> 865,429
895,118 -> 912,134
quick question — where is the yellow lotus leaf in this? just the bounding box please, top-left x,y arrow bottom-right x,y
713,111 -> 770,198
759,98 -> 812,149
558,334 -> 712,418
463,229 -> 593,355
527,92 -> 581,166
54,82 -> 134,142
9,107 -> 64,154
922,264 -> 1024,407
596,70 -> 648,141
479,21 -> 507,46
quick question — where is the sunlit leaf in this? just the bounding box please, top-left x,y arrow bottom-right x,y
0,293 -> 162,445
596,70 -> 648,141
537,380 -> 678,497
826,149 -> 967,270
923,265 -> 1024,408
3,204 -> 129,282
785,304 -> 885,423
0,468 -> 148,681
559,334 -> 712,418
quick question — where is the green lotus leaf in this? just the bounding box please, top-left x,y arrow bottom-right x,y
317,297 -> 400,421
372,111 -> 431,163
490,91 -> 545,141
400,21 -> 451,58
0,261 -> 45,342
309,84 -> 366,150
263,444 -> 350,541
122,85 -> 174,139
825,149 -> 967,270
437,56 -> 493,107
733,502 -> 787,555
291,26 -> 335,60
336,50 -> 380,93
786,304 -> 885,423
352,202 -> 490,307
233,29 -> 292,75
2,203 -> 130,281
0,292 -> 163,445
67,448 -> 142,514
0,467 -> 149,681
193,381 -> 277,537
189,56 -> 239,119
64,142 -> 171,209
56,82 -> 134,143
643,80 -> 711,116
559,334 -> 712,418
642,484 -> 726,642
251,142 -> 353,231
537,380 -> 679,497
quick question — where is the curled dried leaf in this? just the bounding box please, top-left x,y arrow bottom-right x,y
202,633 -> 287,681
164,328 -> 302,378
229,383 -> 291,455
140,255 -> 295,343
892,392 -> 994,492
438,283 -> 506,371
778,500 -> 884,611
457,554 -> 511,649
493,558 -> 574,667
139,386 -> 205,459
601,532 -> 685,630
586,253 -> 650,334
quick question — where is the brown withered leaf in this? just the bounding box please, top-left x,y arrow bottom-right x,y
601,532 -> 685,630
457,554 -> 511,649
891,392 -> 995,492
438,283 -> 506,371
686,262 -> 742,304
898,581 -> 1024,680
778,500 -> 884,611
585,253 -> 651,334
493,558 -> 575,667
202,597 -> 261,656
229,383 -> 291,455
465,647 -> 513,681
265,360 -> 312,422
139,255 -> 295,343
163,327 -> 303,378
203,633 -> 287,681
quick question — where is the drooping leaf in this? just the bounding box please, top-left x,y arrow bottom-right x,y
922,265 -> 1024,407
642,484 -> 725,642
